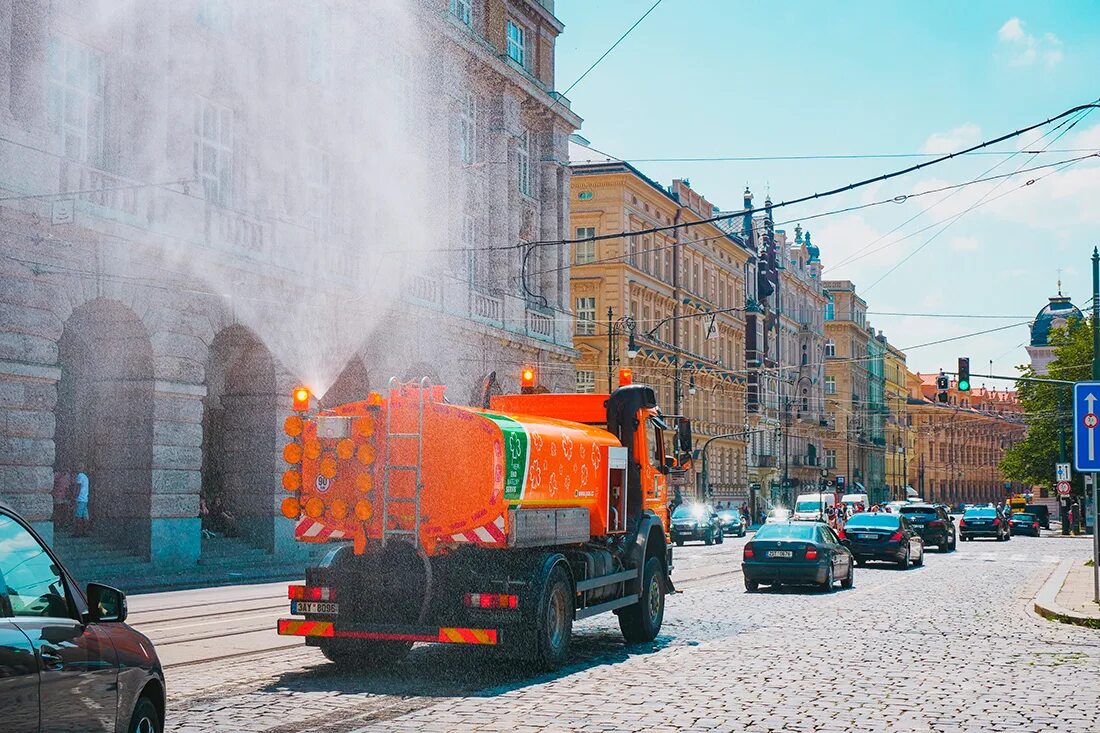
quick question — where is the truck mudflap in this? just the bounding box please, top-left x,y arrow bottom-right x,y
277,619 -> 499,645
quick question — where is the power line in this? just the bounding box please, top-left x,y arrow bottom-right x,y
570,143 -> 1098,164
551,0 -> 664,110
868,312 -> 1031,319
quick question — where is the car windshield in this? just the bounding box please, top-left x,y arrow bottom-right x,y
844,514 -> 900,528
963,508 -> 997,518
672,505 -> 707,520
753,523 -> 818,541
718,510 -> 740,520
899,506 -> 936,515
795,498 -> 825,512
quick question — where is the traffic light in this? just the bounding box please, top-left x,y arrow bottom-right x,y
957,357 -> 971,392
936,373 -> 949,403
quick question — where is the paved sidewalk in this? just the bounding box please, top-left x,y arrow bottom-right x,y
1034,555 -> 1100,627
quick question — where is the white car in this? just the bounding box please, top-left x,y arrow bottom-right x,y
765,508 -> 791,524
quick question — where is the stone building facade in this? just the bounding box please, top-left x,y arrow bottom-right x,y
568,162 -> 752,503
0,0 -> 580,567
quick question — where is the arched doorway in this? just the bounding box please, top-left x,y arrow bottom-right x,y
202,326 -> 278,551
54,299 -> 154,554
319,357 -> 371,409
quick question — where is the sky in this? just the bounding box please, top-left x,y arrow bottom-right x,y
554,0 -> 1100,385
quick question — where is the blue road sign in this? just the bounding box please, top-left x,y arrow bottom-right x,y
1073,382 -> 1100,472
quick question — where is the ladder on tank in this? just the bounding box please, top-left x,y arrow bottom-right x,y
381,376 -> 429,547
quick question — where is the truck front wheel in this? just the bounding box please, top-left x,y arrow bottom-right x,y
618,556 -> 666,643
320,639 -> 412,669
534,564 -> 574,671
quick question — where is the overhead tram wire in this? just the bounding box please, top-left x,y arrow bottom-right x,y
549,0 -> 665,114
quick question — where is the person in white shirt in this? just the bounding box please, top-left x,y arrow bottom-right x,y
73,466 -> 90,536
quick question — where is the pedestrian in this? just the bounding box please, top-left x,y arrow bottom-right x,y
72,465 -> 90,537
52,468 -> 73,530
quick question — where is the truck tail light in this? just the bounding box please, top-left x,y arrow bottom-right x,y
804,546 -> 818,560
288,585 -> 337,602
743,544 -> 754,559
463,593 -> 517,609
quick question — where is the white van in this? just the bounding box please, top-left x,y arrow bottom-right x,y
793,492 -> 835,521
840,493 -> 869,511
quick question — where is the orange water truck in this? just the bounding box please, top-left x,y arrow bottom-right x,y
276,369 -> 688,670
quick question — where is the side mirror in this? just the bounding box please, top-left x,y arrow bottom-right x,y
664,456 -> 676,469
677,419 -> 693,454
87,583 -> 127,623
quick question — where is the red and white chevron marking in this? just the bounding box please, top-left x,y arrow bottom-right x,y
450,515 -> 506,544
295,518 -> 348,541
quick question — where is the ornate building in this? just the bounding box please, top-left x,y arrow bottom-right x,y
1026,289 -> 1084,375
569,163 -> 753,503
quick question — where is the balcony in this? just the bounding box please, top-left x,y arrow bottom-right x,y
407,274 -> 442,306
206,204 -> 266,255
753,455 -> 777,468
526,308 -> 554,341
58,159 -> 145,224
471,290 -> 503,326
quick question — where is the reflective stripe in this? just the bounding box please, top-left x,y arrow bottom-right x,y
438,627 -> 497,645
278,619 -> 335,637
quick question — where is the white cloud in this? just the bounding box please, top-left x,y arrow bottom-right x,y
921,123 -> 982,154
996,18 -> 1063,68
950,235 -> 981,252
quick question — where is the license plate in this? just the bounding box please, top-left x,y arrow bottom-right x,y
857,533 -> 877,540
766,550 -> 793,558
292,601 -> 338,615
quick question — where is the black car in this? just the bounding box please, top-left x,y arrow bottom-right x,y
840,512 -> 925,568
0,501 -> 166,733
1009,512 -> 1041,537
742,521 -> 854,592
670,503 -> 724,545
959,506 -> 1011,541
898,503 -> 956,552
716,509 -> 747,537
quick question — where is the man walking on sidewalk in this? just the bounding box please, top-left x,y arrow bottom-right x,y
73,466 -> 90,537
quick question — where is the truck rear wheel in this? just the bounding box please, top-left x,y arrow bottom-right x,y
534,564 -> 573,671
618,556 -> 665,643
320,639 -> 412,669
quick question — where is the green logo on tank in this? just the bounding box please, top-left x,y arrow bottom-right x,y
482,413 -> 530,501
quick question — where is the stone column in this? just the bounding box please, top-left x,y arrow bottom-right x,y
0,360 -> 59,543
149,381 -> 204,565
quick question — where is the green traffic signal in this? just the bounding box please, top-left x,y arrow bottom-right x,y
958,379 -> 970,391
958,357 -> 971,392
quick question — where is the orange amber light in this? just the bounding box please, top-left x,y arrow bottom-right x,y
283,415 -> 303,437
292,387 -> 310,411
329,499 -> 348,520
282,470 -> 301,492
355,418 -> 375,438
280,497 -> 301,519
319,456 -> 337,479
354,500 -> 374,521
366,391 -> 383,406
304,497 -> 324,518
355,473 -> 374,493
357,444 -> 376,466
283,443 -> 303,464
336,439 -> 355,461
304,439 -> 322,460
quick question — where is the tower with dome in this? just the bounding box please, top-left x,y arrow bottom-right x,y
1025,286 -> 1084,375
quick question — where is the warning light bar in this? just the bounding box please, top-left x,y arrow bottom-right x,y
463,592 -> 518,609
618,368 -> 633,386
292,387 -> 311,412
288,585 -> 336,602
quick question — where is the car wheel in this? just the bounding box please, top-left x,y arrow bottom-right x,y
820,563 -> 835,592
855,557 -> 866,567
619,556 -> 665,643
128,695 -> 161,733
841,561 -> 854,589
897,547 -> 910,570
716,528 -> 724,545
744,577 -> 759,592
704,529 -> 714,546
535,564 -> 574,669
914,545 -> 924,566
675,539 -> 683,547
949,535 -> 957,552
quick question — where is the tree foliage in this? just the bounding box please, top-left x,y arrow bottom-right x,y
1000,318 -> 1092,491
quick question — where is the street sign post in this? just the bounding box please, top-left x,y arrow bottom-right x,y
1072,382 -> 1100,471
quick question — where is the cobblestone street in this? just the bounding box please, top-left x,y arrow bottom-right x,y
161,536 -> 1100,733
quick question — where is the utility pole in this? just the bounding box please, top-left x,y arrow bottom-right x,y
607,306 -> 614,391
1092,246 -> 1099,600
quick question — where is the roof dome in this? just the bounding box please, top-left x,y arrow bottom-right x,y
805,230 -> 820,263
1030,295 -> 1083,347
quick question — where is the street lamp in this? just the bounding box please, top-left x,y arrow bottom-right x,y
606,310 -> 637,390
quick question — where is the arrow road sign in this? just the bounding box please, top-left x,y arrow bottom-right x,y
1073,382 -> 1100,472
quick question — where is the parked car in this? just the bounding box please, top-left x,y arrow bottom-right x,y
898,503 -> 957,552
959,506 -> 1011,541
670,503 -> 723,546
0,500 -> 166,733
1009,512 -> 1041,537
840,512 -> 925,568
1024,504 -> 1051,530
717,509 -> 747,537
742,521 -> 854,592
